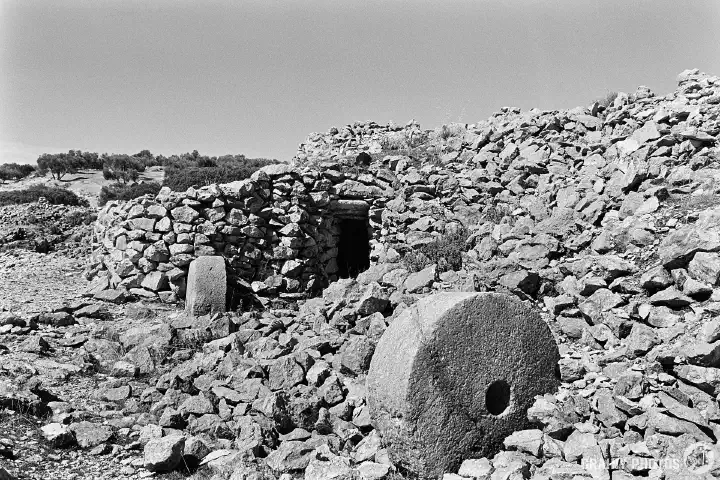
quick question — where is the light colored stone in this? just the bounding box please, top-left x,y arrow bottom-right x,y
185,256 -> 226,317
457,458 -> 493,479
144,435 -> 186,472
41,423 -> 75,447
689,252 -> 720,285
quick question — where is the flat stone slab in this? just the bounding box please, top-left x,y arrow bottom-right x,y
185,256 -> 227,317
367,292 -> 560,479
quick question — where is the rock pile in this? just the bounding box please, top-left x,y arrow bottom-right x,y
1,68 -> 720,480
294,119 -> 424,164
0,201 -> 95,255
91,70 -> 720,311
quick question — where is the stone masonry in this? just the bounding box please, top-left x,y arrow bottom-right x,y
89,163 -> 393,302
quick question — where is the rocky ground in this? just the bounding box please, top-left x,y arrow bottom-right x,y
2,68 -> 720,480
0,200 -> 96,256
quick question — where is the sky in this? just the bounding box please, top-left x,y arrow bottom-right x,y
1,0 -> 719,165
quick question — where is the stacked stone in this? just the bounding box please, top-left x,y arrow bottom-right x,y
294,119 -> 424,165
5,68 -> 720,479
89,163 -> 393,301
90,69 -> 720,304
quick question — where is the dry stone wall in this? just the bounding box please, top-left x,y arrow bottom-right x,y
89,68 -> 720,309
89,163 -> 396,302
6,68 -> 720,480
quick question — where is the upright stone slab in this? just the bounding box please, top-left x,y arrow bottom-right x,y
367,292 -> 560,479
185,257 -> 226,317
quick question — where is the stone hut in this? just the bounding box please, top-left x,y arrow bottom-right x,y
90,161 -> 403,302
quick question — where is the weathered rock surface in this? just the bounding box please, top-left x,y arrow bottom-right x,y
2,68 -> 720,480
185,256 -> 227,317
144,435 -> 186,472
367,292 -> 559,478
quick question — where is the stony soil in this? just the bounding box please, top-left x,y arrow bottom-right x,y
0,202 -> 96,256
0,252 -> 89,314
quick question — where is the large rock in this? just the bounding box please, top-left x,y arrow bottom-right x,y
688,252 -> 720,285
367,292 -> 560,479
69,421 -> 113,449
40,423 -> 75,447
185,256 -> 227,317
0,467 -> 15,480
658,206 -> 720,269
144,435 -> 186,472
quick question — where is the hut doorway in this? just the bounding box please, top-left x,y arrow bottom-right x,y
336,218 -> 370,278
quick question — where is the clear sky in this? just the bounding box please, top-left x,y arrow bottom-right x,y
1,0 -> 719,165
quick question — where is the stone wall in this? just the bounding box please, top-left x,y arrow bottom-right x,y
90,69 -> 720,305
293,119 -> 424,164
89,163 -> 395,302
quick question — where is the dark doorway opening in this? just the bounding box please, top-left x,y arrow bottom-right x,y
337,218 -> 370,278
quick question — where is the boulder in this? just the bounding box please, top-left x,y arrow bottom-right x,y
502,429 -> 544,457
69,421 -> 113,449
367,292 -> 560,479
404,265 -> 436,293
141,271 -> 168,292
658,206 -> 720,269
19,336 -> 50,354
171,206 -> 200,223
144,435 -> 186,472
185,256 -> 227,317
40,423 -> 75,447
688,252 -> 720,285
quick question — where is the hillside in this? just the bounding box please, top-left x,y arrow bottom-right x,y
0,68 -> 719,480
0,167 -> 165,207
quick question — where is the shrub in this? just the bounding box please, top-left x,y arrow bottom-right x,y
98,181 -> 162,206
431,123 -> 467,142
64,210 -> 97,227
596,91 -> 619,108
483,204 -> 514,224
163,157 -> 278,191
0,163 -> 35,182
403,226 -> 469,273
0,185 -> 85,206
380,131 -> 410,151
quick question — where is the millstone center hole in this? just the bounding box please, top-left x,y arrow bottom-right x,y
486,380 -> 511,415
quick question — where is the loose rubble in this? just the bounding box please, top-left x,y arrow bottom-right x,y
1,68 -> 719,479
0,199 -> 95,255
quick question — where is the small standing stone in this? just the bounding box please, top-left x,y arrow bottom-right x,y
185,256 -> 226,317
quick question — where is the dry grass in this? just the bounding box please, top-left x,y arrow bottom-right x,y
667,180 -> 720,212
482,203 -> 514,224
430,123 -> 468,142
596,91 -> 619,108
379,129 -> 429,151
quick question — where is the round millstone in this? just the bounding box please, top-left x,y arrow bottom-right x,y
367,292 -> 560,478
